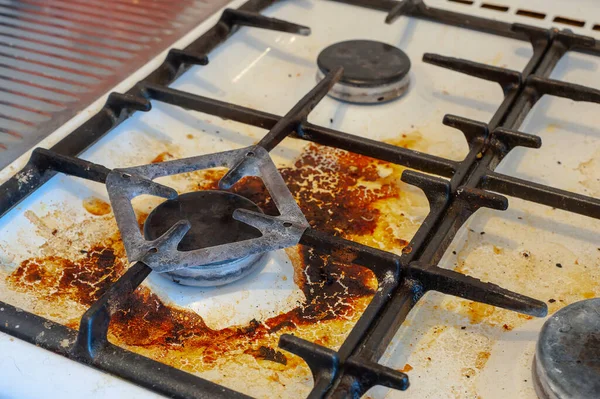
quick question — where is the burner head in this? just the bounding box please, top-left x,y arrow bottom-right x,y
143,190 -> 265,287
533,298 -> 600,399
317,40 -> 411,104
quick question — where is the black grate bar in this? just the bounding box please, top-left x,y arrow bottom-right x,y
381,0 -> 528,40
491,126 -> 542,152
537,29 -> 597,65
0,301 -> 75,358
74,262 -> 151,360
482,171 -> 600,219
300,227 -> 400,281
141,81 -> 458,177
0,299 -> 247,399
219,67 -> 344,188
298,122 -> 458,176
221,8 -> 311,35
423,53 -> 521,94
256,67 -> 343,151
329,0 -> 398,12
141,80 -> 277,128
278,334 -> 343,395
166,49 -> 209,67
503,31 -> 600,129
0,111 -> 545,399
413,186 -> 509,264
69,260 -> 251,398
301,170 -> 451,371
165,49 -> 210,78
106,92 -> 152,120
526,75 -> 600,103
307,1 -> 557,396
406,262 -> 547,316
385,0 -> 416,24
31,147 -> 111,183
1,0 -> 600,398
443,114 -> 489,150
343,357 -> 410,392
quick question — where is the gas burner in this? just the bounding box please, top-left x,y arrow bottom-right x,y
533,298 -> 600,399
105,145 -> 309,286
316,39 -> 411,103
143,190 -> 265,286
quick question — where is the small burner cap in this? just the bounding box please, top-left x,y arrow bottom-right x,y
533,298 -> 600,399
317,40 -> 411,103
143,190 -> 265,286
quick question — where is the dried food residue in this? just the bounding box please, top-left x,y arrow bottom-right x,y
151,151 -> 174,164
82,197 -> 111,216
3,141 -> 421,395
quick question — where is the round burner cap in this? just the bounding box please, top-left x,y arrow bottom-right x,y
143,190 -> 265,286
533,298 -> 600,399
317,40 -> 411,103
318,40 -> 411,86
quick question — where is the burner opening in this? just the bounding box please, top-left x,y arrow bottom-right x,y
317,39 -> 411,104
144,190 -> 262,252
143,190 -> 265,286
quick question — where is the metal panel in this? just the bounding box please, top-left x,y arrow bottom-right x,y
0,0 -> 231,169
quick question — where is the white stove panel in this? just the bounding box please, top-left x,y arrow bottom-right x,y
1,1 -> 599,398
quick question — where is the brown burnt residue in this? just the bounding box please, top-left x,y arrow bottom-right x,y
399,363 -> 413,373
244,346 -> 288,365
7,233 -> 126,307
151,151 -> 174,163
475,351 -> 490,370
6,141 -> 417,383
83,197 -> 111,216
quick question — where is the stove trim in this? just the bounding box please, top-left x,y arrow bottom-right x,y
1,0 -> 600,398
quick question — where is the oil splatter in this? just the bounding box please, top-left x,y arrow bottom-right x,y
151,151 -> 174,164
400,363 -> 413,373
475,351 -> 490,370
82,197 -> 111,216
577,150 -> 600,196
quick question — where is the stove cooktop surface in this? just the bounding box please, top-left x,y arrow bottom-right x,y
1,0 -> 600,398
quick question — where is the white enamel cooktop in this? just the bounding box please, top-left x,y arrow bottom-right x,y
1,0 -> 600,398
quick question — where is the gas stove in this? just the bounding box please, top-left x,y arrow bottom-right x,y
1,0 -> 600,398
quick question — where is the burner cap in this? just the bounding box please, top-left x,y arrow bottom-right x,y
533,298 -> 600,399
317,40 -> 411,103
143,190 -> 265,286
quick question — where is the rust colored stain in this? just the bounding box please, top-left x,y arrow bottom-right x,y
475,351 -> 490,370
462,301 -> 496,325
6,142 -> 411,375
7,234 -> 126,307
82,197 -> 111,216
151,151 -> 174,163
400,363 -> 413,373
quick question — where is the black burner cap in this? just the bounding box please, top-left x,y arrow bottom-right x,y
317,40 -> 411,87
143,190 -> 262,252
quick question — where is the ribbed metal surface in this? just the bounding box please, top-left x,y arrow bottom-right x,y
0,0 -> 230,169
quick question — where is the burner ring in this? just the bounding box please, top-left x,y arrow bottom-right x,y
143,190 -> 265,286
317,40 -> 411,103
533,298 -> 600,399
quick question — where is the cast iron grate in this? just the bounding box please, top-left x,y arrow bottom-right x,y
2,0 -> 600,398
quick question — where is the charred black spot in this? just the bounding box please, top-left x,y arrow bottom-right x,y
245,346 -> 288,365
